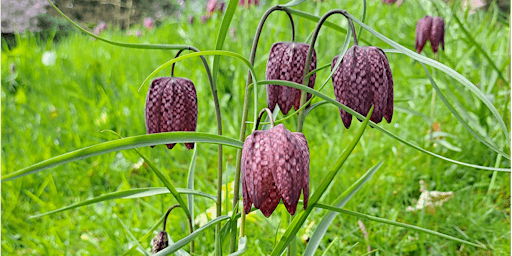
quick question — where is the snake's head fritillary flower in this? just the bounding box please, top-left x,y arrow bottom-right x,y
430,17 -> 445,53
331,46 -> 394,128
265,42 -> 317,115
415,15 -> 433,54
188,15 -> 195,24
152,231 -> 168,254
145,77 -> 198,150
242,124 -> 309,217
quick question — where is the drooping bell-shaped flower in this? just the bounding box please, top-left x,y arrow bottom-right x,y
145,77 -> 198,150
152,231 -> 168,253
415,16 -> 445,54
241,124 -> 309,217
265,42 -> 317,115
429,17 -> 445,54
331,45 -> 394,128
415,15 -> 433,54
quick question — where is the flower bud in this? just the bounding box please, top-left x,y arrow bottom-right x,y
331,46 -> 394,128
145,77 -> 198,150
265,42 -> 317,115
152,231 -> 168,254
415,15 -> 433,54
429,17 -> 445,54
242,124 -> 309,217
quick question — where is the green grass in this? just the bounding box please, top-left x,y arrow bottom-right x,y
2,0 -> 510,255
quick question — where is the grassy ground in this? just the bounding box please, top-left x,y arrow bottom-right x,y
1,0 -> 510,255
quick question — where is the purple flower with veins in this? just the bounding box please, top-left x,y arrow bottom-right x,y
415,16 -> 445,54
145,77 -> 198,150
242,124 -> 309,217
331,45 -> 394,128
265,42 -> 317,115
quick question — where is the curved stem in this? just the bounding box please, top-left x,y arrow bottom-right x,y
230,5 -> 295,252
171,49 -> 187,77
297,10 -> 358,132
163,204 -> 181,231
255,108 -> 275,129
169,46 -> 223,254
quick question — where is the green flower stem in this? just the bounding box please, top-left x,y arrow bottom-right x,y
168,47 -> 224,254
163,205 -> 181,232
230,6 -> 295,252
297,9 -> 358,132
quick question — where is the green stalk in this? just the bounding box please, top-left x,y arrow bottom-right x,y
169,46 -> 225,254
297,9 -> 358,132
230,6 -> 295,252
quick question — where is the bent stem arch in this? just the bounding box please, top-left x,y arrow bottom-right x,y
169,47 -> 224,255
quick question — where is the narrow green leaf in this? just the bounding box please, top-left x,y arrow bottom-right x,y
420,63 -> 510,159
344,12 -> 510,145
2,132 -> 243,182
29,187 -> 216,219
187,146 -> 198,230
138,50 -> 258,94
280,0 -> 307,7
212,0 -> 238,91
304,162 -> 383,255
451,13 -> 508,84
313,204 -> 486,249
117,216 -> 151,256
103,130 -> 192,220
270,108 -> 373,256
153,215 -> 230,256
320,237 -> 339,256
339,242 -> 359,256
226,236 -> 248,256
46,0 -> 188,50
120,213 -> 166,256
258,80 -> 510,172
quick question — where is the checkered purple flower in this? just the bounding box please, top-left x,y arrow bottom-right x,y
331,45 -> 394,128
242,124 -> 309,217
145,77 -> 198,150
265,42 -> 317,115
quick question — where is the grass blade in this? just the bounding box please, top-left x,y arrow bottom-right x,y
304,162 -> 383,255
420,63 -> 509,159
212,0 -> 238,91
120,213 -> 166,256
280,0 -> 307,7
226,236 -> 248,256
117,216 -> 151,256
258,79 -> 510,172
314,204 -> 486,249
153,215 -> 230,256
270,107 -> 373,256
451,13 -> 508,84
29,187 -> 216,219
187,146 -> 198,229
139,50 -> 258,93
2,132 -> 243,182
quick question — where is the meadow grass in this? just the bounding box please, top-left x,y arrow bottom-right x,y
1,0 -> 510,255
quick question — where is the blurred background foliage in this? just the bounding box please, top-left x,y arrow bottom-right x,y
1,0 -> 510,255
